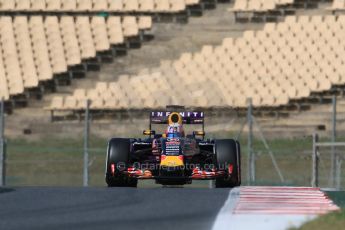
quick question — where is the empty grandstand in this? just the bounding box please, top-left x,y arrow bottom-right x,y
230,0 -> 332,22
1,0 -> 345,139
49,14 -> 345,112
0,0 -> 218,19
0,1 -> 234,113
330,0 -> 345,13
0,15 -> 152,109
230,0 -> 294,22
0,0 -> 198,12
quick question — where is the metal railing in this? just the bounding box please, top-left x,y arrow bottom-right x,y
0,98 -> 6,186
312,133 -> 344,189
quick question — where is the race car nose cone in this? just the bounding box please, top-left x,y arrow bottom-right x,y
160,156 -> 184,167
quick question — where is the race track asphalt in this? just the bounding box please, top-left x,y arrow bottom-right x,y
0,187 -> 230,230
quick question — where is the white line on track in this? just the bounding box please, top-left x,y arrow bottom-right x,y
212,186 -> 340,230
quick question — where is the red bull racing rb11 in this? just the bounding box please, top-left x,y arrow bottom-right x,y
105,107 -> 241,188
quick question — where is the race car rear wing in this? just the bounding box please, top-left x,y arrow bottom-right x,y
147,110 -> 205,137
150,111 -> 204,125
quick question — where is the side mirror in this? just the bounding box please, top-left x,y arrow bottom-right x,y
193,131 -> 205,137
143,130 -> 156,136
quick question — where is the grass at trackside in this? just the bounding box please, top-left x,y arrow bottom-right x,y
6,136 -> 107,186
290,210 -> 345,230
290,191 -> 345,230
326,191 -> 345,209
3,135 -> 345,187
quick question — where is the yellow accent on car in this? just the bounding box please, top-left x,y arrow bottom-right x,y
143,130 -> 155,135
160,156 -> 184,167
194,131 -> 205,136
168,112 -> 183,125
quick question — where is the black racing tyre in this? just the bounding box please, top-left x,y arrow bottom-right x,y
215,139 -> 241,188
105,138 -> 137,187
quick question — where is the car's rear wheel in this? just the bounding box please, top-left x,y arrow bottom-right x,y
215,139 -> 241,188
105,138 -> 137,187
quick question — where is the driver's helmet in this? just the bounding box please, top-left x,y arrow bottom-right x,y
166,112 -> 185,138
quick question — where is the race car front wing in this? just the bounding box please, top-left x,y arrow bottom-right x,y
123,166 -> 227,180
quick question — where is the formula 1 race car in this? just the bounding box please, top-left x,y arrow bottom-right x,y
105,106 -> 241,188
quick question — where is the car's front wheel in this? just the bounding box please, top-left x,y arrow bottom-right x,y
215,139 -> 241,188
105,138 -> 137,187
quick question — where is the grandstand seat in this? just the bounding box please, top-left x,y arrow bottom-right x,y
138,16 -> 152,30
91,17 -> 110,51
108,0 -> 124,12
77,0 -> 92,11
72,89 -> 87,109
122,16 -> 139,37
171,0 -> 186,12
73,88 -> 86,100
60,16 -> 82,66
232,0 -> 247,11
139,0 -> 154,12
0,50 -> 10,100
50,96 -> 64,110
29,17 -> 53,82
61,0 -> 77,11
44,16 -> 68,74
1,17 -> 25,95
263,0 -> 275,11
14,16 -> 39,88
16,0 -> 31,11
96,82 -> 109,93
86,89 -> 103,109
0,0 -> 15,11
107,16 -> 125,45
247,1 -> 261,11
186,0 -> 200,6
92,0 -> 107,11
76,17 -> 97,59
47,0 -> 61,11
31,0 -> 46,11
155,0 -> 170,12
331,0 -> 345,10
64,96 -> 78,110
124,0 -> 139,12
